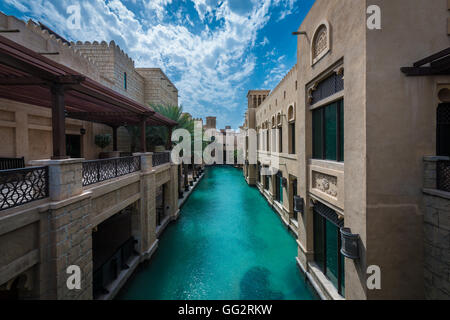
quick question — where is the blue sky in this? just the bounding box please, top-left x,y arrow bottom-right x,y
0,0 -> 315,129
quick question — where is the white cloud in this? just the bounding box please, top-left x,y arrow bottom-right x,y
142,0 -> 173,21
3,0 -> 292,127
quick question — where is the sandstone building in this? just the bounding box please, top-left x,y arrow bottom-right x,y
0,12 -> 196,300
243,0 -> 450,300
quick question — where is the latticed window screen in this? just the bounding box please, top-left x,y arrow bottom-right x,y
312,72 -> 344,105
276,171 -> 283,204
290,123 -> 296,154
437,161 -> 450,192
437,103 -> 450,157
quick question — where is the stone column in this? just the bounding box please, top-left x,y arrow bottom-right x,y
423,156 -> 446,190
184,163 -> 189,191
178,164 -> 183,199
30,158 -> 92,300
133,153 -> 157,259
170,163 -> 180,220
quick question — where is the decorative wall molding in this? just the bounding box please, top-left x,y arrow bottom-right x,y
311,20 -> 331,66
312,171 -> 338,198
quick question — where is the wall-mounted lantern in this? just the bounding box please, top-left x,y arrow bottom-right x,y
293,195 -> 304,214
340,228 -> 360,260
80,128 -> 87,135
282,177 -> 288,188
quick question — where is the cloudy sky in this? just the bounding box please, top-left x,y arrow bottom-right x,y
0,0 -> 315,129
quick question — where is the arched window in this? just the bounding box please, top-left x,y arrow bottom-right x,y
288,104 -> 296,154
437,103 -> 450,156
312,21 -> 331,65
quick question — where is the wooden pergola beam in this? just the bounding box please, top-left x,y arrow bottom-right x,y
413,47 -> 450,67
0,74 -> 84,86
51,84 -> 68,159
401,66 -> 450,76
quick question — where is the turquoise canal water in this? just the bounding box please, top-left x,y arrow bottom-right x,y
117,166 -> 317,300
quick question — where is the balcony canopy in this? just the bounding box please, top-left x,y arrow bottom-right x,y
0,34 -> 177,158
401,47 -> 450,76
0,34 -> 177,127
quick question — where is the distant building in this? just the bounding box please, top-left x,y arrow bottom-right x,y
205,116 -> 217,130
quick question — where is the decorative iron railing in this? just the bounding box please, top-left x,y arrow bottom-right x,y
0,166 -> 49,211
0,157 -> 25,170
82,156 -> 141,187
437,160 -> 450,192
152,152 -> 171,167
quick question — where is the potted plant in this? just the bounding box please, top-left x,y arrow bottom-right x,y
95,134 -> 118,159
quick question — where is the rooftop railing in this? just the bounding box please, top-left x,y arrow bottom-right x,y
0,166 -> 49,211
82,156 -> 141,187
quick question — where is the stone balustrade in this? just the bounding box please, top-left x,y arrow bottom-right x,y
422,156 -> 450,299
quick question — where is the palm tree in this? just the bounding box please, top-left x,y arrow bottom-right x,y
148,104 -> 195,149
126,104 -> 195,152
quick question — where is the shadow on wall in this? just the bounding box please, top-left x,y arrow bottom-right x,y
240,266 -> 284,300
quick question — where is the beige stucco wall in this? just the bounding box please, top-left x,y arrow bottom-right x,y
364,0 -> 450,300
253,67 -> 299,225
243,0 -> 448,300
136,68 -> 179,107
0,155 -> 181,300
292,0 -> 367,300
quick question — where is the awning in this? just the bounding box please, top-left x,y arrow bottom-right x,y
0,34 -> 177,127
401,47 -> 450,76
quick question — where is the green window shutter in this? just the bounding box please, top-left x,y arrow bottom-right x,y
279,175 -> 283,204
325,219 -> 339,291
313,109 -> 323,159
325,103 -> 337,161
313,213 -> 325,271
339,101 -> 344,162
279,128 -> 283,153
290,123 -> 296,154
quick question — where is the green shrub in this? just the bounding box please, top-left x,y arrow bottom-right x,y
95,134 -> 112,150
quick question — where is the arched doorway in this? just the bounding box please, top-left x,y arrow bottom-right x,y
437,103 -> 450,156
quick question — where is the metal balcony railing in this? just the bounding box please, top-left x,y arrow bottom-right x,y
82,156 -> 141,187
437,160 -> 450,192
0,166 -> 49,211
0,157 -> 25,170
152,152 -> 171,167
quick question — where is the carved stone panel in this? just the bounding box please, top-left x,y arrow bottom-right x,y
312,171 -> 338,198
313,25 -> 328,60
